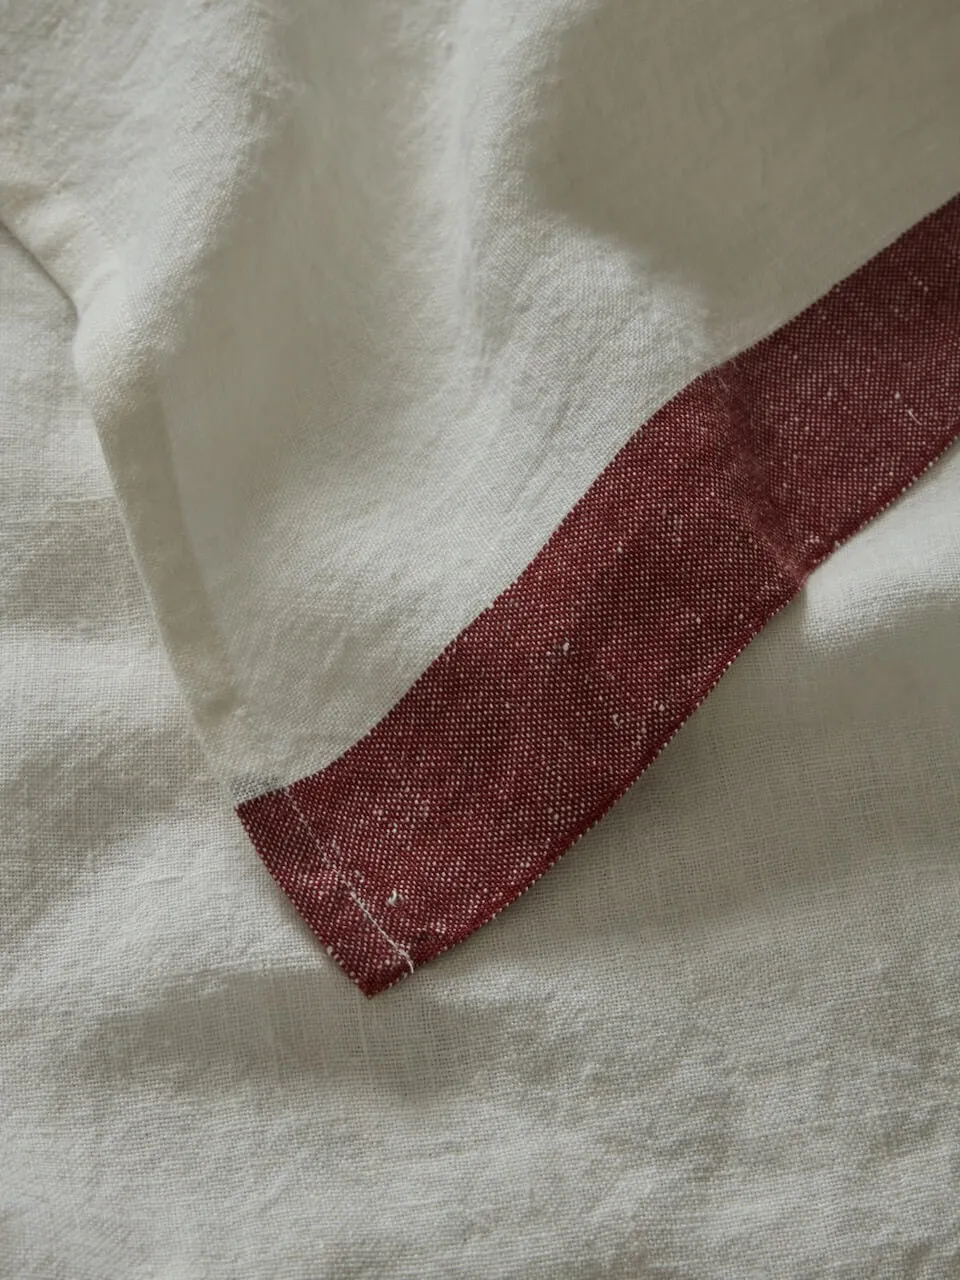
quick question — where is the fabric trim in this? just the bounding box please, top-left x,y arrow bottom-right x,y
239,195 -> 960,996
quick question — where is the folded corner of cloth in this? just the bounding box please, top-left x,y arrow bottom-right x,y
240,196 -> 960,995
2,0 -> 958,996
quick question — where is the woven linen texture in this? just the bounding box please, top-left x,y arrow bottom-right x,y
240,195 -> 960,995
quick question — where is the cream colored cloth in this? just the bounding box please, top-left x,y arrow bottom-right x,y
2,223 -> 960,1277
1,0 -> 958,792
2,1 -> 960,1274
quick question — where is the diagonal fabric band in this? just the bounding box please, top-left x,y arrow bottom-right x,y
239,196 -> 960,996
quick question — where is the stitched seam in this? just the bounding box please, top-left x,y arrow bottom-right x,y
280,787 -> 415,973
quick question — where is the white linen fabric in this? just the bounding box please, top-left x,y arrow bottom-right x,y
3,1 -> 960,1273
1,0 -> 959,792
2,223 -> 960,1277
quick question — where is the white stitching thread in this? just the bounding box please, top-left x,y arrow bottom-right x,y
281,787 -> 415,974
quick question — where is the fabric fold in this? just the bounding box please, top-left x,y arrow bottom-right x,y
240,196 -> 960,993
2,1 -> 960,993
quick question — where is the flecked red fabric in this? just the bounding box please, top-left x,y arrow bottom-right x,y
239,195 -> 960,996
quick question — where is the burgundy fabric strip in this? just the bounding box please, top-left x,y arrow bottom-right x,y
239,196 -> 960,995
